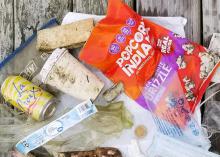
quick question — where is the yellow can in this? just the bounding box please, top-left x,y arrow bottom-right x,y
1,76 -> 56,121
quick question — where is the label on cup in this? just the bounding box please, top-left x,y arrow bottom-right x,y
16,99 -> 97,154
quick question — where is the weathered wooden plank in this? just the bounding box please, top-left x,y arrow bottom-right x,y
0,1 -> 14,155
202,0 -> 220,47
0,0 -> 14,62
137,0 -> 201,43
72,0 -> 134,15
14,0 -> 72,49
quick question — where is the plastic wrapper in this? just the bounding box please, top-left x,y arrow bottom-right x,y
79,0 -> 220,148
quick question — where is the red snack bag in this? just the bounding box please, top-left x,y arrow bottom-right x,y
80,0 -> 220,147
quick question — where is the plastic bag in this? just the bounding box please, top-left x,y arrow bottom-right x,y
79,0 -> 220,148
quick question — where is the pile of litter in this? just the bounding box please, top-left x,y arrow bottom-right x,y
0,0 -> 220,157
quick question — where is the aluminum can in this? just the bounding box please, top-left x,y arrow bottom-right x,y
1,76 -> 56,121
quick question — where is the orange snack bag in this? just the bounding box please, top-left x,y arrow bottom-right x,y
80,0 -> 219,112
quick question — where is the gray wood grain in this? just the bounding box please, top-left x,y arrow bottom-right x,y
203,0 -> 220,47
14,0 -> 72,49
137,0 -> 202,43
0,0 -> 14,62
0,1 -> 14,154
72,0 -> 134,15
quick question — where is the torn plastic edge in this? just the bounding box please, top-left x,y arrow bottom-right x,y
0,18 -> 58,70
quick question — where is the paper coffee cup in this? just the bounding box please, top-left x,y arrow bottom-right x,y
40,48 -> 104,101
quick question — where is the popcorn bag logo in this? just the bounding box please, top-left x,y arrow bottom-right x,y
108,18 -> 136,55
121,26 -> 132,35
126,18 -> 136,27
108,18 -> 152,77
116,34 -> 126,43
116,20 -> 152,77
109,43 -> 120,54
